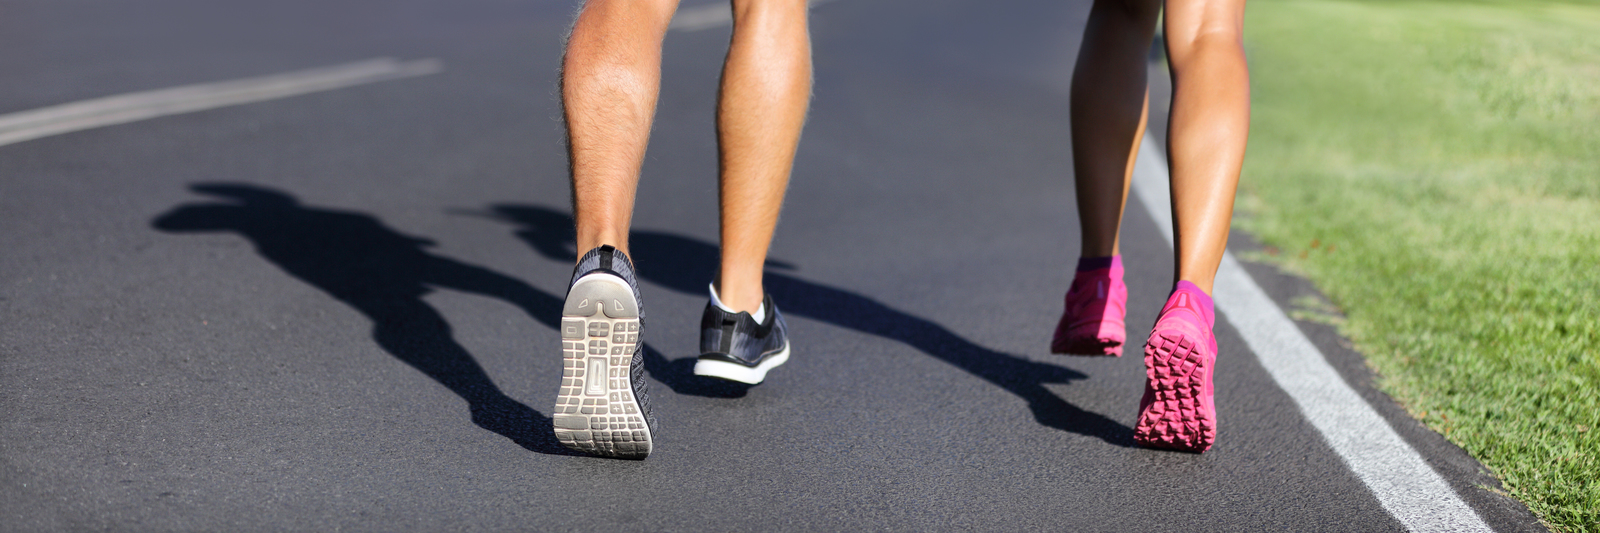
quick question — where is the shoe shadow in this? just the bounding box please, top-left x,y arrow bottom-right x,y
151,183 -> 580,456
482,204 -> 1134,446
641,344 -> 757,399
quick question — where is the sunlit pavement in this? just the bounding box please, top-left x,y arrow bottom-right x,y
0,0 -> 1542,530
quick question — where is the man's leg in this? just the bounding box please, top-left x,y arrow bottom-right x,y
556,0 -> 679,459
713,0 -> 812,314
564,0 -> 680,255
692,0 -> 811,386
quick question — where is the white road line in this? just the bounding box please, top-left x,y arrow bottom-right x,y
1129,132 -> 1493,532
670,0 -> 840,32
0,57 -> 442,148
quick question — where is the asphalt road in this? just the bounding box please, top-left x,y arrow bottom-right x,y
0,0 -> 1549,530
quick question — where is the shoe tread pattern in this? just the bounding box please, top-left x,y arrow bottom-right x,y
1134,329 -> 1216,452
553,276 -> 652,459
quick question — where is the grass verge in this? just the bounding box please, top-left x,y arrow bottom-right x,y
1239,1 -> 1600,530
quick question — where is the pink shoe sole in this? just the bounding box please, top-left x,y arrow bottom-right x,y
1050,326 -> 1125,356
1133,330 -> 1216,452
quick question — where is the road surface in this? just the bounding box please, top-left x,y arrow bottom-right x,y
0,0 -> 1545,530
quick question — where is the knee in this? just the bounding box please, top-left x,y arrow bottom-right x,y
1162,0 -> 1246,67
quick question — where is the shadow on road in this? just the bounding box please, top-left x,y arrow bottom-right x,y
483,204 -> 1134,446
152,183 -> 578,456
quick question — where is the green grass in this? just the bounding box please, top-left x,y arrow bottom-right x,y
1239,1 -> 1600,530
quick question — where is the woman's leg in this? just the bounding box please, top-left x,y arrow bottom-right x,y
1070,0 -> 1162,259
1133,0 -> 1248,453
1053,0 -> 1160,357
1164,0 -> 1249,294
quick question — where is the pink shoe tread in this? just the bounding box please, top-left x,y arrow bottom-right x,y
1133,283 -> 1217,452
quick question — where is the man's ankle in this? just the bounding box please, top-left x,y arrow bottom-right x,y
709,281 -> 766,321
574,231 -> 629,261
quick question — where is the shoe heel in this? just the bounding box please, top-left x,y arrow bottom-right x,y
563,274 -> 639,318
1134,330 -> 1215,452
554,274 -> 651,458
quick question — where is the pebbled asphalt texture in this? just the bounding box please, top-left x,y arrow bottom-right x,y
0,0 -> 1547,530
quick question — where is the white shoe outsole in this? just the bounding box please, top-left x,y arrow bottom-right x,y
693,342 -> 790,385
552,273 -> 653,459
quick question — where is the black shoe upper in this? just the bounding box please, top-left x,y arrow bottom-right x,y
698,294 -> 788,368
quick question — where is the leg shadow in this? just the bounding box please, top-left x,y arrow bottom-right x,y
481,204 -> 1133,446
152,183 -> 577,455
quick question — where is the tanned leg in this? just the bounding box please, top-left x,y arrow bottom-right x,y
1071,0 -> 1161,259
714,0 -> 813,313
1163,0 -> 1249,294
562,0 -> 681,256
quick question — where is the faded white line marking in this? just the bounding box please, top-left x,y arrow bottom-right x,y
0,57 -> 442,148
1129,132 -> 1492,533
670,0 -> 840,32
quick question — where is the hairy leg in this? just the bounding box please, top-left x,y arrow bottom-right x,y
1071,0 -> 1161,258
714,0 -> 813,313
1163,0 -> 1249,294
563,0 -> 681,256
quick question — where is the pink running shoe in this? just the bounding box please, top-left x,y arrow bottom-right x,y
1134,281 -> 1218,452
1050,258 -> 1127,356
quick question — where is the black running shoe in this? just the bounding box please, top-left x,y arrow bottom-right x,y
552,245 -> 655,459
694,294 -> 790,384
